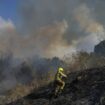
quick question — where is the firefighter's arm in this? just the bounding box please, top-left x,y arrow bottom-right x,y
60,71 -> 67,78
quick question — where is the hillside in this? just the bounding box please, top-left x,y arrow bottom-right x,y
94,40 -> 105,56
5,67 -> 105,105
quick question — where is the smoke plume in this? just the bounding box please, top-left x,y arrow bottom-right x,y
0,0 -> 105,58
74,4 -> 105,51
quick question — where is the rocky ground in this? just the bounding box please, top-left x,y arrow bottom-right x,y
5,67 -> 105,105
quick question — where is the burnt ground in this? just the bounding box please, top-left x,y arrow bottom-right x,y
6,67 -> 105,105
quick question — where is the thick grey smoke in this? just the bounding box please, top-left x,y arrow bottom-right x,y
19,0 -> 105,57
0,0 -> 105,58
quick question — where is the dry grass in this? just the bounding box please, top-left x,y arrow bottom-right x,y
0,76 -> 54,105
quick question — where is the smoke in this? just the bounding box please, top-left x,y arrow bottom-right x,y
0,17 -> 15,53
73,4 -> 105,52
0,0 -> 105,58
19,0 -> 105,57
74,4 -> 105,35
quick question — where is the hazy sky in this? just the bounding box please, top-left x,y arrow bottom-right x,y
0,0 -> 21,24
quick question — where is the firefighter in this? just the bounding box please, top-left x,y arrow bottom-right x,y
54,67 -> 67,96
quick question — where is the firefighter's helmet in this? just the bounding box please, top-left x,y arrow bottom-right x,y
58,67 -> 64,72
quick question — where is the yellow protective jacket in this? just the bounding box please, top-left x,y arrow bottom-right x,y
55,71 -> 67,81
